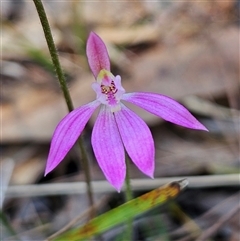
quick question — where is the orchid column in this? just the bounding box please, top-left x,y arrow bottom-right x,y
45,32 -> 208,192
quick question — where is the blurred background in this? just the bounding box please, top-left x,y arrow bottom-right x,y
1,1 -> 239,240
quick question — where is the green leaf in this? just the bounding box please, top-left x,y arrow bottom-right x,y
54,179 -> 188,241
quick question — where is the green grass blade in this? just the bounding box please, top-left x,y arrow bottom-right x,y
54,179 -> 188,241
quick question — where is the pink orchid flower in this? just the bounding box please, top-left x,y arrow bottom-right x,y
45,32 -> 208,191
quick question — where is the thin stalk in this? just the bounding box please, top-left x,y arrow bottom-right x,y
77,139 -> 94,209
32,0 -> 94,208
32,0 -> 73,111
125,157 -> 133,201
124,156 -> 133,240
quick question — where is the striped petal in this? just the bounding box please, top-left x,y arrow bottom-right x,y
86,32 -> 111,78
92,105 -> 125,191
115,104 -> 155,178
45,101 -> 100,175
123,92 -> 208,131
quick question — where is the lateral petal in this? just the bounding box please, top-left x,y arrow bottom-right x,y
115,104 -> 155,178
86,32 -> 111,79
92,105 -> 125,191
123,92 -> 208,131
45,101 -> 100,175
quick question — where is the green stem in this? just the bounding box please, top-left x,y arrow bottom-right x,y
32,0 -> 73,112
32,0 -> 94,208
124,156 -> 133,240
125,157 -> 133,201
77,140 -> 94,209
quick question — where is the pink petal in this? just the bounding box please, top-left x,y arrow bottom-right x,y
114,104 -> 155,178
92,105 -> 125,191
123,92 -> 208,131
86,32 -> 110,78
45,101 -> 100,175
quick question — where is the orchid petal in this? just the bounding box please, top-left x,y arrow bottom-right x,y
92,105 -> 125,191
86,32 -> 110,78
45,101 -> 100,175
115,104 -> 155,178
123,92 -> 208,131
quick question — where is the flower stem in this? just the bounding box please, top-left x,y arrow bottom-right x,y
32,0 -> 73,112
32,0 -> 94,208
77,140 -> 94,209
125,157 -> 133,201
124,156 -> 133,240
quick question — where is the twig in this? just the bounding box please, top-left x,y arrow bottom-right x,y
5,174 -> 239,198
5,223 -> 50,241
195,201 -> 240,241
171,192 -> 240,241
45,195 -> 110,241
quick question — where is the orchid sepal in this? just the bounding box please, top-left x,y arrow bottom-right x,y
122,92 -> 208,131
45,100 -> 100,176
86,32 -> 110,79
